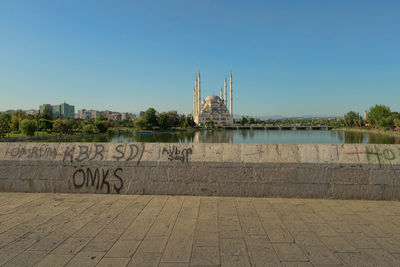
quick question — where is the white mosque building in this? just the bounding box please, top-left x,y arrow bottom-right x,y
193,71 -> 234,126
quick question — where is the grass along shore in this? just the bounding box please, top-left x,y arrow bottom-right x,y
333,127 -> 400,138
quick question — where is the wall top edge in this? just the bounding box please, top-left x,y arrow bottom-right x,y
0,142 -> 399,166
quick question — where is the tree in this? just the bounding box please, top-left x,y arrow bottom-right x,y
38,109 -> 53,120
394,118 -> 400,128
344,111 -> 361,127
239,116 -> 248,125
166,111 -> 180,128
368,105 -> 391,127
157,113 -> 169,129
379,117 -> 394,129
82,124 -> 96,134
11,110 -> 27,131
144,108 -> 158,127
53,118 -> 75,134
0,113 -> 11,137
20,119 -> 37,137
389,112 -> 400,128
38,119 -> 53,132
184,116 -> 195,128
134,117 -> 148,129
94,115 -> 109,133
95,120 -> 108,133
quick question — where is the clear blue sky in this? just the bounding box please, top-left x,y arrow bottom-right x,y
1,0 -> 399,117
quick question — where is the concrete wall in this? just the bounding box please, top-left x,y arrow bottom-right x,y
0,142 -> 399,200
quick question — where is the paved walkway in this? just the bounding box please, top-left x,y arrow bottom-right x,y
1,193 -> 400,267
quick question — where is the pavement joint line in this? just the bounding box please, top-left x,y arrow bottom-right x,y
295,210 -> 347,265
0,193 -> 44,213
188,197 -> 203,266
5,198 -> 118,264
0,195 -> 53,233
26,196 -> 121,266
216,195 -> 221,267
0,197 -> 96,250
158,196 -> 185,265
0,195 -> 92,248
159,196 -> 200,265
125,196 -> 170,266
81,195 -> 143,264
251,198 -> 283,261
232,198 -> 252,266
63,195 -> 142,266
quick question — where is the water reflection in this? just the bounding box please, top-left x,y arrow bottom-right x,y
45,129 -> 400,144
336,131 -> 367,144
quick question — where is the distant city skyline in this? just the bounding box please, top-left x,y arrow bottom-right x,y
1,1 -> 399,116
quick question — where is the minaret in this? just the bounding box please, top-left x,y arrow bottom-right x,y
193,86 -> 196,116
220,87 -> 223,99
224,77 -> 227,106
195,77 -> 198,116
198,71 -> 201,115
230,71 -> 233,116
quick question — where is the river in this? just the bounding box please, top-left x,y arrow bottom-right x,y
44,129 -> 400,144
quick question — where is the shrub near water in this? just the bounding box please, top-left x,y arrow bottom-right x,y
20,119 -> 37,137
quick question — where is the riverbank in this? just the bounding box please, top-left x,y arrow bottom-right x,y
0,132 -> 110,142
333,127 -> 400,138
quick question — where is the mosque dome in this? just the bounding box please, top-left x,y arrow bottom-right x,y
205,94 -> 220,102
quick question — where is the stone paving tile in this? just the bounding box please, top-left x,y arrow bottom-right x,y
34,254 -> 75,267
105,240 -> 141,258
374,237 -> 400,253
220,238 -> 251,267
264,224 -> 295,243
319,235 -> 358,253
158,263 -> 189,267
97,257 -> 130,267
349,223 -> 390,238
273,243 -> 309,262
128,251 -> 162,266
190,245 -> 220,265
244,235 -> 281,266
341,232 -> 381,249
292,231 -> 325,247
335,252 -> 378,266
2,250 -> 47,267
362,248 -> 400,267
0,232 -> 48,265
65,251 -> 105,267
301,245 -> 342,265
3,192 -> 400,266
280,262 -> 313,267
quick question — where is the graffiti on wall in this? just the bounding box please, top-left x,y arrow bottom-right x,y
365,145 -> 398,165
162,145 -> 192,164
4,143 -> 145,165
4,145 -> 58,159
72,166 -> 124,194
63,144 -> 144,164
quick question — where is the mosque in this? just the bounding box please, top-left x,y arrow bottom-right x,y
193,71 -> 233,126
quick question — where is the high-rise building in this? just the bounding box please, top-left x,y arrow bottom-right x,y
39,104 -> 53,119
40,102 -> 75,119
60,102 -> 75,118
52,105 -> 60,118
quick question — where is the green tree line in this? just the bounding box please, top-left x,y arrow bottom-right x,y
342,104 -> 400,129
0,108 -> 195,138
